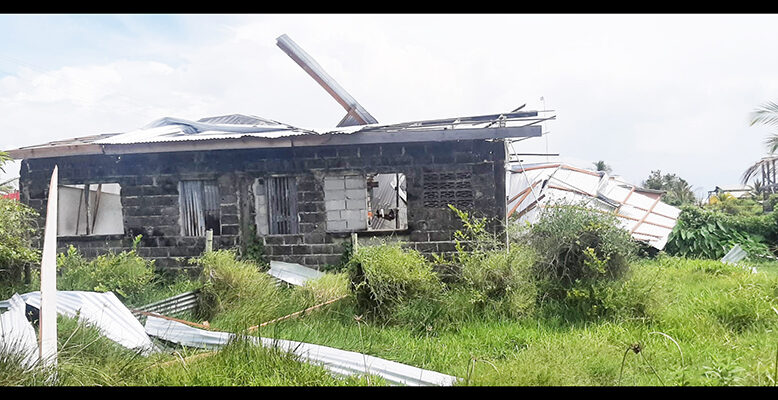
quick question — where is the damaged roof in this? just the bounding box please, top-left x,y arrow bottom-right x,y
507,162 -> 681,250
5,111 -> 547,160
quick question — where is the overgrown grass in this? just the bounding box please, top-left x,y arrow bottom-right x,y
266,255 -> 778,386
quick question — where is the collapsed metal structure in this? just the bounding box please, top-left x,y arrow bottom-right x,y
506,162 -> 681,250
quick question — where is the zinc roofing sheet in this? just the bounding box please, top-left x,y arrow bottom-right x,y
0,294 -> 38,367
507,162 -> 680,250
18,291 -> 156,354
145,316 -> 459,386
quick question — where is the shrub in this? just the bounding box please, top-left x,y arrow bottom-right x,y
192,249 -> 280,323
241,225 -> 269,271
301,272 -> 350,304
459,246 -> 538,318
57,236 -> 155,300
666,205 -> 773,260
522,203 -> 638,292
0,198 -> 39,283
347,241 -> 443,319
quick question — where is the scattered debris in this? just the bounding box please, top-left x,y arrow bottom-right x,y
144,315 -> 459,386
721,244 -> 757,273
132,290 -> 200,319
0,294 -> 38,367
7,291 -> 156,355
267,261 -> 325,287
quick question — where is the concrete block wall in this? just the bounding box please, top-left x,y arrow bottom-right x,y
324,175 -> 367,232
19,138 -> 507,270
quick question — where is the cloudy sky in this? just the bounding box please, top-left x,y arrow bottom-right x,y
1,14 -> 777,198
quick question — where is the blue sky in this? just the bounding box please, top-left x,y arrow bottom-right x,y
1,14 -> 778,198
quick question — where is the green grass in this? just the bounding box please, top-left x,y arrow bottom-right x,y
2,254 -> 778,386
263,255 -> 778,386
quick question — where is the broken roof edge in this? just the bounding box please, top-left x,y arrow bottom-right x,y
6,125 -> 542,160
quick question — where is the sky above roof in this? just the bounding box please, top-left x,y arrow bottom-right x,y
1,14 -> 776,198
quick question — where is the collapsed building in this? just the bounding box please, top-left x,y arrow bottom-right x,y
506,162 -> 681,250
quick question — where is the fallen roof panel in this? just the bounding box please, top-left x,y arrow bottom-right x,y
17,291 -> 156,354
267,261 -> 325,287
144,315 -> 459,386
0,294 -> 38,368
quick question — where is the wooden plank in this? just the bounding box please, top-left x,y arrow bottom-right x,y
507,181 -> 541,218
39,166 -> 58,368
630,196 -> 663,235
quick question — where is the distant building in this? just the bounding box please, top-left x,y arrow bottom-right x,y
707,184 -> 753,202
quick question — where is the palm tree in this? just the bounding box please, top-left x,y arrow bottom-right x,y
742,102 -> 778,186
592,160 -> 612,174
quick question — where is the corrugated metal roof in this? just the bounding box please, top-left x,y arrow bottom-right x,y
6,110 -> 546,160
507,162 -> 680,250
197,114 -> 283,126
145,316 -> 459,386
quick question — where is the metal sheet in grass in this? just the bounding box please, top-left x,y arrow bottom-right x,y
15,291 -> 156,355
132,290 -> 200,319
0,294 -> 38,367
267,261 -> 325,287
145,316 -> 459,386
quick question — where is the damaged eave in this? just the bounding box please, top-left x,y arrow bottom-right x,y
6,143 -> 105,160
6,125 -> 542,160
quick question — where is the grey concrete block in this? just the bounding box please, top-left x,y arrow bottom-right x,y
326,210 -> 341,221
346,219 -> 367,230
325,199 -> 346,211
323,177 -> 345,190
345,175 -> 364,189
345,188 -> 366,200
324,188 -> 346,201
327,220 -> 347,232
346,198 -> 366,210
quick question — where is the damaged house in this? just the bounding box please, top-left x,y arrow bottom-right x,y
7,112 -> 546,270
5,35 -> 555,271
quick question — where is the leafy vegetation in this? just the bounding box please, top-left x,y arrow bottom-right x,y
522,203 -> 637,290
348,240 -> 443,320
56,236 -> 155,301
666,205 -> 775,260
706,193 -> 763,217
0,198 -> 39,283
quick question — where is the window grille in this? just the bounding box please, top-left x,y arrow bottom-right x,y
179,180 -> 221,236
422,171 -> 474,208
267,176 -> 298,234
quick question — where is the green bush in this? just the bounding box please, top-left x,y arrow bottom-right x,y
522,203 -> 637,291
0,198 -> 39,283
192,249 -> 280,323
347,241 -> 443,319
301,272 -> 350,304
459,246 -> 538,318
57,237 -> 155,300
666,205 -> 773,260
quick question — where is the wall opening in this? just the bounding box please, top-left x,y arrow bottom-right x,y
57,183 -> 124,236
367,173 -> 407,231
179,180 -> 221,237
267,176 -> 298,235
